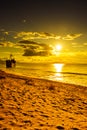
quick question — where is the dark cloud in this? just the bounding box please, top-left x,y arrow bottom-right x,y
19,40 -> 52,56
18,40 -> 41,49
23,49 -> 50,56
23,49 -> 36,56
18,40 -> 38,45
18,40 -> 52,48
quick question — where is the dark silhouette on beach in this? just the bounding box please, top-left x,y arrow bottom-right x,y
6,59 -> 16,68
6,59 -> 12,68
6,54 -> 16,68
11,58 -> 16,67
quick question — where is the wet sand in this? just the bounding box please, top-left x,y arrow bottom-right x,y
0,70 -> 87,130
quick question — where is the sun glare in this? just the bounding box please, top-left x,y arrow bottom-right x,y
52,44 -> 62,55
55,45 -> 62,51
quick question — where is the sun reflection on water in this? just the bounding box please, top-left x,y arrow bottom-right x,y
53,63 -> 64,81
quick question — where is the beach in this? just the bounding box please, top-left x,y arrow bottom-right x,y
0,70 -> 87,130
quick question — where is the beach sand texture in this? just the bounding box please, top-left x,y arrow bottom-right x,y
0,70 -> 87,130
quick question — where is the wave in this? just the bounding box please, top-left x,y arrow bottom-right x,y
62,72 -> 87,75
47,71 -> 87,76
16,65 -> 87,76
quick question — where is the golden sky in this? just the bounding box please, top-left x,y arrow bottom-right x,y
0,0 -> 87,63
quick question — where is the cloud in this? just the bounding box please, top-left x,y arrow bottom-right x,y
0,30 -> 84,54
18,40 -> 39,45
17,40 -> 52,49
15,32 -> 83,41
23,49 -> 50,56
15,32 -> 61,40
62,33 -> 82,40
0,30 -> 18,45
17,40 -> 40,49
18,40 -> 52,56
0,41 -> 14,47
0,30 -> 83,44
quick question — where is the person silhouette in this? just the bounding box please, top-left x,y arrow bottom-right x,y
6,54 -> 16,68
11,58 -> 16,67
6,59 -> 12,68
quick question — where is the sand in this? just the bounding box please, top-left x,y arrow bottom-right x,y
0,70 -> 87,130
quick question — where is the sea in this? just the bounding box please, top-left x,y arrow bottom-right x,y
0,62 -> 87,87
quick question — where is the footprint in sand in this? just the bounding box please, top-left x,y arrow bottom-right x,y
0,76 -> 6,79
71,128 -> 79,130
56,126 -> 64,130
0,117 -> 4,121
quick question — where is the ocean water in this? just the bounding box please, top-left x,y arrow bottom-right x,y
0,62 -> 87,87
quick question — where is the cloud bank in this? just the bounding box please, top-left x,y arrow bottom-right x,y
0,29 -> 82,44
18,40 -> 52,56
0,30 -> 84,56
15,32 -> 61,40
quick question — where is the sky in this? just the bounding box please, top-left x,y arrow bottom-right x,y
0,0 -> 87,63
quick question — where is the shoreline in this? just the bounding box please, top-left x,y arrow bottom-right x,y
1,67 -> 87,88
0,70 -> 87,130
1,62 -> 87,87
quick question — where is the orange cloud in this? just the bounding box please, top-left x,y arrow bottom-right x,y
15,32 -> 61,40
63,33 -> 82,40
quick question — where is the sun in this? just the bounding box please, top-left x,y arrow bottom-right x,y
55,45 -> 62,51
52,44 -> 62,55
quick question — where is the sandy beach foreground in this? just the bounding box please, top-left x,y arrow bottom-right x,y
0,70 -> 87,130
